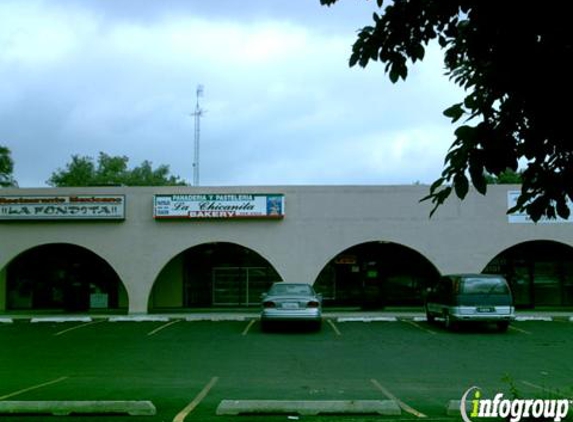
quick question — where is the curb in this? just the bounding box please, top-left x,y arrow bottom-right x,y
108,316 -> 170,322
337,317 -> 398,322
515,316 -> 552,322
216,400 -> 401,416
1,313 -> 572,323
185,315 -> 251,322
0,401 -> 156,416
31,317 -> 92,323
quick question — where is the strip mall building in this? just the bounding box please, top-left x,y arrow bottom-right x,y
1,185 -> 572,315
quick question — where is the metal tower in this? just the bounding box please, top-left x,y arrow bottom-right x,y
191,85 -> 204,186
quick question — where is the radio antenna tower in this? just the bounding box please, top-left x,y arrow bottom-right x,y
191,84 -> 204,186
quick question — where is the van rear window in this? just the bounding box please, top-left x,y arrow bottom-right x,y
461,278 -> 509,294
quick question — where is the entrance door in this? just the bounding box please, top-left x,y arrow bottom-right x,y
212,267 -> 280,306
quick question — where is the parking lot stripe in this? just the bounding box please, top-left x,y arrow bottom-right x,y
54,320 -> 105,337
242,320 -> 256,336
173,377 -> 219,422
0,376 -> 69,401
400,319 -> 436,335
327,319 -> 342,336
147,320 -> 182,336
370,379 -> 427,418
509,325 -> 532,335
520,381 -> 570,398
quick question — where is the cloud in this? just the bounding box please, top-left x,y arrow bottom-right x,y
0,0 -> 462,188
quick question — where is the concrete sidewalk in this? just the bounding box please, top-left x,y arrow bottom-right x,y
2,308 -> 573,323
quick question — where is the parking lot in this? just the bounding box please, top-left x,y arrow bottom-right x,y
1,315 -> 573,422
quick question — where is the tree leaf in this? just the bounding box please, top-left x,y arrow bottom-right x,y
443,103 -> 464,122
453,173 -> 469,199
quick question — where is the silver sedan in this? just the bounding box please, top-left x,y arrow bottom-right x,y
260,283 -> 322,330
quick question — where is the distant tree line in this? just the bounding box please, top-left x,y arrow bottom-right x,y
0,147 -> 186,187
47,152 -> 186,187
0,145 -> 17,187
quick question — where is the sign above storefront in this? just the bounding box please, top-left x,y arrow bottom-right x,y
154,194 -> 285,220
0,195 -> 126,220
507,191 -> 573,224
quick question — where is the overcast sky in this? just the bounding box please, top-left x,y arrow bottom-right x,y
1,0 -> 463,188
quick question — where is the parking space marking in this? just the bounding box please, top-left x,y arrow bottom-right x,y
370,379 -> 427,418
54,320 -> 105,337
521,381 -> 570,399
242,320 -> 256,336
0,376 -> 69,401
327,319 -> 342,336
400,319 -> 436,335
147,320 -> 182,336
173,376 -> 219,422
509,325 -> 532,335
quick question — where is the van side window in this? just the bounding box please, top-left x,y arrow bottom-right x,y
436,277 -> 451,298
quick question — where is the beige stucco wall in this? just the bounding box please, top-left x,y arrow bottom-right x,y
1,185 -> 572,314
0,266 -> 6,311
150,255 -> 184,308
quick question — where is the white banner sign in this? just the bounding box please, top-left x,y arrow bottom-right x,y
507,191 -> 573,223
154,194 -> 285,219
0,195 -> 126,220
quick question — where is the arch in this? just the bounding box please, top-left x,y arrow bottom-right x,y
4,243 -> 128,312
148,241 -> 284,311
482,240 -> 573,308
314,241 -> 440,308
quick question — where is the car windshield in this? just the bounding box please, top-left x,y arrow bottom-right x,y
269,284 -> 313,296
461,278 -> 509,295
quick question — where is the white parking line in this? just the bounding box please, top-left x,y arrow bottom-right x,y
521,381 -> 570,398
327,319 -> 341,336
173,377 -> 219,422
370,379 -> 427,418
54,320 -> 104,337
400,319 -> 436,335
242,320 -> 256,336
509,325 -> 532,335
0,376 -> 69,401
147,320 -> 182,336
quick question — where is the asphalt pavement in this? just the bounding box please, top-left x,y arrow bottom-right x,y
1,313 -> 573,421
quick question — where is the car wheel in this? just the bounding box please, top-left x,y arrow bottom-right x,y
497,321 -> 509,332
260,320 -> 270,332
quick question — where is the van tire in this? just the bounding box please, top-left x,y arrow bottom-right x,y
444,312 -> 457,331
497,321 -> 509,332
425,307 -> 435,324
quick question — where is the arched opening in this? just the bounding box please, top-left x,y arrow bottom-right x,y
483,240 -> 573,308
149,242 -> 283,311
314,241 -> 440,309
5,243 -> 128,312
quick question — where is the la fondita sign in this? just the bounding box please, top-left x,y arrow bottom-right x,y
0,195 -> 126,220
154,194 -> 285,220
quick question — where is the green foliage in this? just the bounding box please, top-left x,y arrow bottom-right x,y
486,169 -> 523,185
47,152 -> 186,187
0,145 -> 17,187
321,0 -> 573,221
